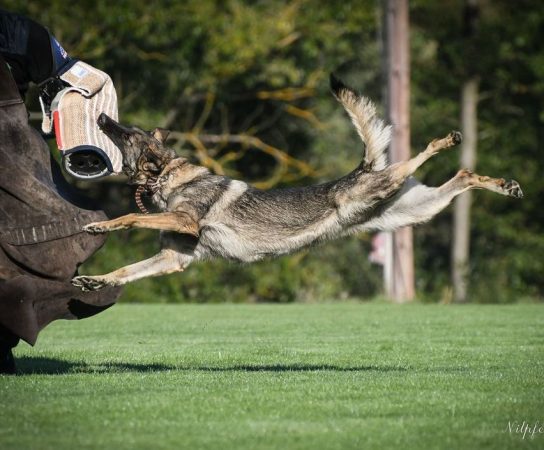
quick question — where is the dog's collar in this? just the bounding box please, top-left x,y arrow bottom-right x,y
133,156 -> 182,214
134,176 -> 159,214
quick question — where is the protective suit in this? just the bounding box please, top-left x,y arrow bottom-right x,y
0,12 -> 121,373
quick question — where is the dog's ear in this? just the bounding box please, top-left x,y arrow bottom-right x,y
152,128 -> 170,144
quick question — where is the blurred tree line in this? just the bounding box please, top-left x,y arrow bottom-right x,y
7,0 -> 543,303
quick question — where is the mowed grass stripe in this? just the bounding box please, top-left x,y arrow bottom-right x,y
1,303 -> 542,450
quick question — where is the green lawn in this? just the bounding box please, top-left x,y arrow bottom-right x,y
1,303 -> 543,450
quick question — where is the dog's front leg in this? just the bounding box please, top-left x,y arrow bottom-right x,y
83,212 -> 199,237
72,249 -> 190,291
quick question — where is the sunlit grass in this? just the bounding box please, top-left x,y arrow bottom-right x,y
1,303 -> 543,449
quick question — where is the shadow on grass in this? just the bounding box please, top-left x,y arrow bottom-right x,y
15,357 -> 172,375
15,356 -> 408,375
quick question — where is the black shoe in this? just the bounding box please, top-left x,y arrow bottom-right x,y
0,347 -> 16,374
0,327 -> 19,375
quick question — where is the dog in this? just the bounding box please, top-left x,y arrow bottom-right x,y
71,75 -> 523,291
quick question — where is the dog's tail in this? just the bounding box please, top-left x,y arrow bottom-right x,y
330,74 -> 391,171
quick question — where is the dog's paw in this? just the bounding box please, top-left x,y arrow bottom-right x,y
71,275 -> 110,291
448,130 -> 463,146
504,179 -> 523,199
83,222 -> 108,234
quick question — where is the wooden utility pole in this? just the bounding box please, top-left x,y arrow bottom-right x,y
384,0 -> 414,302
452,0 -> 480,302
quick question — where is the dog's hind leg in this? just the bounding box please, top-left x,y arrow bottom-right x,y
389,131 -> 462,179
83,212 -> 199,237
72,249 -> 191,291
456,169 -> 523,198
364,169 -> 523,231
336,131 -> 463,215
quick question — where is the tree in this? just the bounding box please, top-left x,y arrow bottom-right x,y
384,0 -> 414,302
411,0 -> 544,302
452,0 -> 480,303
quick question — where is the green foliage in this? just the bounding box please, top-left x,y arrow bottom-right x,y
5,0 -> 542,302
411,0 -> 544,302
4,303 -> 544,449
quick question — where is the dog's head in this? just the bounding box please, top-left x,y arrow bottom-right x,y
98,113 -> 176,184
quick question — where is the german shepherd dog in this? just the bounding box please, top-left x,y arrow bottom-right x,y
72,76 -> 523,291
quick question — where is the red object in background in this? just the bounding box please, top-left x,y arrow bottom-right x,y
369,232 -> 386,266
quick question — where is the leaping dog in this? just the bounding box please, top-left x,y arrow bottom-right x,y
72,75 -> 523,291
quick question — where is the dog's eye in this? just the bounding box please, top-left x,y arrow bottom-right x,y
143,162 -> 158,172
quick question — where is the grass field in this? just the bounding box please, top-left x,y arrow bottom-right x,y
1,303 -> 543,450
